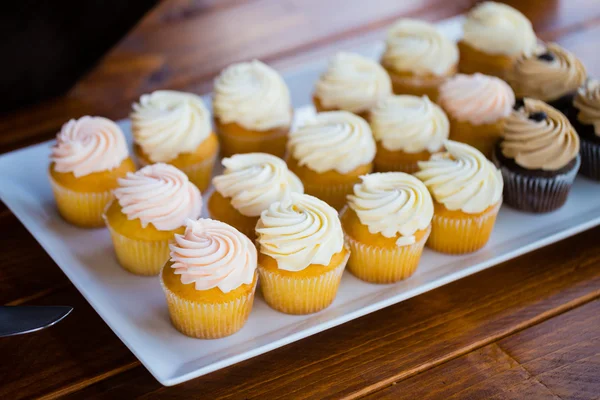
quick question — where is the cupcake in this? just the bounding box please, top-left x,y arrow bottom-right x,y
493,99 -> 580,212
213,60 -> 292,158
506,43 -> 587,115
415,140 -> 503,254
161,218 -> 258,339
131,90 -> 218,192
571,80 -> 600,180
437,73 -> 515,158
370,95 -> 449,173
381,19 -> 458,99
341,173 -> 433,283
256,193 -> 348,314
208,153 -> 304,241
49,116 -> 136,228
313,52 -> 392,119
287,111 -> 376,210
104,163 -> 202,276
458,1 -> 537,79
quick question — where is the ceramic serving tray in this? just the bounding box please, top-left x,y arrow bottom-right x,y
2,16 -> 600,386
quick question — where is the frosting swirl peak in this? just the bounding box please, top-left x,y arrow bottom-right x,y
574,79 -> 600,136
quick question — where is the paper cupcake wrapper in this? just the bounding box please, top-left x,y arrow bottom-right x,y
579,139 -> 600,181
219,128 -> 288,158
428,202 -> 501,254
493,153 -> 580,213
138,155 -> 216,193
258,253 -> 348,315
345,226 -> 430,284
49,176 -> 112,228
374,157 -> 420,174
160,272 -> 257,339
302,180 -> 357,211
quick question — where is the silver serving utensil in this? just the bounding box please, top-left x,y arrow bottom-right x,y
0,306 -> 73,337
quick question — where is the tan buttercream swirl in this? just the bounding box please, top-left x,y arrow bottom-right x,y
507,43 -> 587,102
382,19 -> 458,76
574,79 -> 600,136
501,98 -> 579,170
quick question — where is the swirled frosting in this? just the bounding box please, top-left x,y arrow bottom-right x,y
574,79 -> 600,135
114,163 -> 202,231
213,60 -> 292,131
51,116 -> 128,178
348,173 -> 433,246
507,43 -> 587,102
288,111 -> 376,174
213,153 -> 304,217
370,95 -> 449,153
382,19 -> 458,76
314,52 -> 392,113
256,193 -> 344,272
501,99 -> 579,170
169,218 -> 257,293
131,90 -> 211,163
462,1 -> 537,56
438,73 -> 515,125
415,140 -> 503,214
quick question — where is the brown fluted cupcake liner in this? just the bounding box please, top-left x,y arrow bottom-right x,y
579,138 -> 600,181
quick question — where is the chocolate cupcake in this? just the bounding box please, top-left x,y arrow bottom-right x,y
506,43 -> 587,115
571,79 -> 600,180
492,98 -> 580,213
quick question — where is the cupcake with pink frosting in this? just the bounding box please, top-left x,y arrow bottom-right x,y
49,116 -> 136,228
437,73 -> 515,158
104,163 -> 203,276
160,218 -> 258,339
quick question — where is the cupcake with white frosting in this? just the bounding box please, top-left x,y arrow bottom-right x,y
415,140 -> 503,254
287,111 -> 376,209
381,19 -> 458,99
104,163 -> 203,275
213,60 -> 292,158
313,52 -> 392,118
256,193 -> 348,314
459,2 -> 537,79
571,80 -> 600,180
370,95 -> 449,173
131,90 -> 218,192
160,218 -> 258,338
341,173 -> 433,283
208,153 -> 304,240
49,116 -> 136,228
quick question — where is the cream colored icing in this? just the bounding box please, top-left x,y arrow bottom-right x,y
348,173 -> 433,246
131,90 -> 211,163
256,193 -> 344,272
288,111 -> 376,174
114,163 -> 202,231
51,116 -> 128,178
315,52 -> 392,113
462,1 -> 537,56
213,60 -> 292,131
438,73 -> 515,125
415,140 -> 503,214
169,218 -> 257,293
574,79 -> 600,136
213,153 -> 304,217
370,95 -> 449,153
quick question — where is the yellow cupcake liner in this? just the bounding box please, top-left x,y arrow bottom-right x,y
160,272 -> 257,339
302,180 -> 358,211
345,225 -> 430,284
49,176 -> 113,228
258,253 -> 348,315
138,155 -> 216,193
374,157 -> 420,174
219,128 -> 288,158
427,202 -> 501,254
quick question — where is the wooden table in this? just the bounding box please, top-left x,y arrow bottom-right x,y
2,1 -> 600,398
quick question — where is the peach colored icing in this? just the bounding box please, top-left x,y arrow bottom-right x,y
51,116 -> 128,178
438,73 -> 515,125
169,218 -> 257,293
113,163 -> 202,231
574,79 -> 600,136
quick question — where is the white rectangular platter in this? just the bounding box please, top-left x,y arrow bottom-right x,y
1,15 -> 600,386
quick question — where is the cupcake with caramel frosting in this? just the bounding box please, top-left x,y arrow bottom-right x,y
213,60 -> 292,157
381,19 -> 458,99
571,80 -> 600,180
437,73 -> 515,158
49,116 -> 136,228
493,98 -> 581,212
370,95 -> 449,173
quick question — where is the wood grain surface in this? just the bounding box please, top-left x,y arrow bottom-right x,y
2,0 -> 600,399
